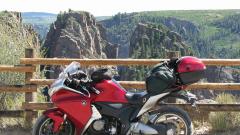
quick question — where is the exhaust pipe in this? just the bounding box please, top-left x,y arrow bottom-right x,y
128,122 -> 169,135
129,122 -> 159,134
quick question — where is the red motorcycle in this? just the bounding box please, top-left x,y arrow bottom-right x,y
33,56 -> 206,135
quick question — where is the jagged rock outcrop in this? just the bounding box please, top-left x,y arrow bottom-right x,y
159,17 -> 199,40
43,11 -> 118,78
100,13 -> 199,58
129,23 -> 191,58
193,66 -> 240,99
0,11 -> 40,65
119,23 -> 191,81
206,66 -> 235,83
0,11 -> 41,110
44,11 -> 117,59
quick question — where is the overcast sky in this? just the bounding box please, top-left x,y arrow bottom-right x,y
1,0 -> 240,16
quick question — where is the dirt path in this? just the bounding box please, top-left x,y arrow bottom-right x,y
1,128 -> 240,135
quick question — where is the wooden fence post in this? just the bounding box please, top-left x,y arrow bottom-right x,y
167,51 -> 180,103
24,48 -> 37,128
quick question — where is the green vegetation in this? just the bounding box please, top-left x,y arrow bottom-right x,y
22,10 -> 240,59
0,11 -> 42,110
131,23 -> 190,58
99,10 -> 240,81
119,23 -> 191,81
214,14 -> 240,33
209,93 -> 240,131
101,10 -> 240,59
138,10 -> 237,25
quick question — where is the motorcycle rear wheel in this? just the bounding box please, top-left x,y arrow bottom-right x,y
150,106 -> 193,135
32,115 -> 75,135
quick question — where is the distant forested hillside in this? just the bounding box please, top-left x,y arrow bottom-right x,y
22,10 -> 240,59
119,23 -> 192,81
22,12 -> 57,40
100,10 -> 240,59
22,12 -> 110,40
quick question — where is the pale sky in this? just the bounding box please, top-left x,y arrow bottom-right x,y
0,0 -> 240,16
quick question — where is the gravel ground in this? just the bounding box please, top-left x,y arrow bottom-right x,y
1,128 -> 240,135
0,129 -> 31,135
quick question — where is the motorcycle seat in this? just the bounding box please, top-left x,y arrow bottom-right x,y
125,91 -> 148,104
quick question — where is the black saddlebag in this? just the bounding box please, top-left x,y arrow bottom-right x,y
146,63 -> 176,94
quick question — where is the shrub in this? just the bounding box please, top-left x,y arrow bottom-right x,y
0,11 -> 43,110
209,93 -> 240,132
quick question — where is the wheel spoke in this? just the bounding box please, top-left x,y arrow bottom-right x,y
154,113 -> 188,135
38,118 -> 74,135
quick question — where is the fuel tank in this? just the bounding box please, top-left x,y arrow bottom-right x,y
93,80 -> 128,103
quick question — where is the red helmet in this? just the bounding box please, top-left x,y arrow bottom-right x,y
176,56 -> 206,85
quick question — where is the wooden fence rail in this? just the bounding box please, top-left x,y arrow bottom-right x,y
0,85 -> 37,92
29,79 -> 240,90
0,65 -> 35,72
118,81 -> 240,90
22,102 -> 240,112
0,48 -> 240,127
0,110 -> 25,118
20,58 -> 240,66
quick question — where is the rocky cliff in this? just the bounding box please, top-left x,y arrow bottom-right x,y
129,23 -> 191,58
100,13 -> 198,58
119,23 -> 191,81
0,11 -> 41,110
44,11 -> 117,59
0,11 -> 41,66
43,11 -> 118,78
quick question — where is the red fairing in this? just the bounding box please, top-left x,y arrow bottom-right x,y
51,89 -> 96,134
177,56 -> 206,73
46,80 -> 127,134
94,80 -> 128,103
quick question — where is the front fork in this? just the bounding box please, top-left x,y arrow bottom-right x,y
43,108 -> 66,133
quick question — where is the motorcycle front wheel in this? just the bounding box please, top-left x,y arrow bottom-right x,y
150,106 -> 193,135
32,115 -> 75,135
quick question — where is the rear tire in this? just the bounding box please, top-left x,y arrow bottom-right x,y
150,106 -> 193,135
32,115 -> 75,135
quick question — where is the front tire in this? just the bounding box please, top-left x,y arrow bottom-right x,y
150,106 -> 193,135
32,115 -> 75,135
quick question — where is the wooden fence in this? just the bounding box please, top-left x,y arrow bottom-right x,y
0,48 -> 240,126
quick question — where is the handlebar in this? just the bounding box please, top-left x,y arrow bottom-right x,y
89,86 -> 100,94
66,72 -> 100,95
